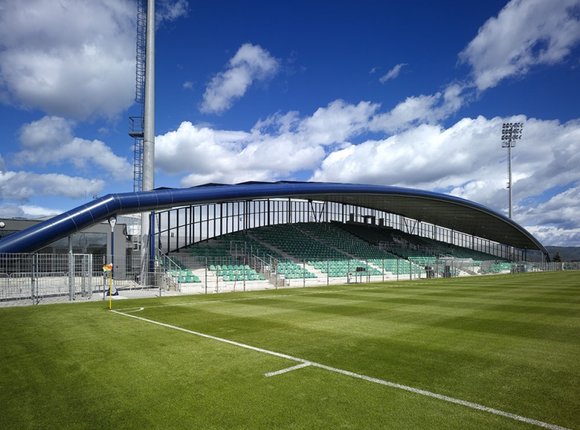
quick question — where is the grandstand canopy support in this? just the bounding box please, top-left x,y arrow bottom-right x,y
0,182 -> 548,260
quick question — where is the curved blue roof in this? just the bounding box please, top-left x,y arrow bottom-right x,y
0,181 -> 546,254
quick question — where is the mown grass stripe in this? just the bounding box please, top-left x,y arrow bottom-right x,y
112,308 -> 571,430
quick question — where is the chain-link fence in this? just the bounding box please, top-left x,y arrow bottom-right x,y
0,253 -> 166,306
0,253 -> 94,305
2,252 -> 579,306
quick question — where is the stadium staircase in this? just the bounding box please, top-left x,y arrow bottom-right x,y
297,223 -> 419,278
158,254 -> 203,289
164,237 -> 269,290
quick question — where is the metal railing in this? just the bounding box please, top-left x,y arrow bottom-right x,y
0,253 -> 93,304
0,253 -> 166,305
1,252 -> 578,306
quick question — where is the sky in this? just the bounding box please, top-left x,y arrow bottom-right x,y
0,0 -> 579,246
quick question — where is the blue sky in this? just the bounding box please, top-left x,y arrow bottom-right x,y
1,0 -> 579,245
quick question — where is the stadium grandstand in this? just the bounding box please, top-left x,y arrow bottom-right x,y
2,1 -> 568,305
1,180 -> 567,304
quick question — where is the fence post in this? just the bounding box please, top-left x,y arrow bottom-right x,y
382,258 -> 385,282
87,255 -> 93,297
31,254 -> 37,304
216,264 -> 220,293
68,237 -> 74,301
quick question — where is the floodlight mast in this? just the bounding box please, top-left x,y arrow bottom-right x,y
501,122 -> 523,219
142,0 -> 155,195
141,0 -> 155,283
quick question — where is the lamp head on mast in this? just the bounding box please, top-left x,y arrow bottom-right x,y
501,122 -> 523,148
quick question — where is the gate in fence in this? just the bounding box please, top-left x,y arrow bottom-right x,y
0,253 -> 93,304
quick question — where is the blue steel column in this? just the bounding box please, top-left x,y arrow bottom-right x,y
149,211 -> 156,274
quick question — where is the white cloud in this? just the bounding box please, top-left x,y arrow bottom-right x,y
0,170 -> 103,200
523,181 -> 580,246
299,100 -> 379,146
19,116 -> 74,148
370,83 -> 467,133
15,116 -> 132,180
156,100 -> 381,186
312,118 -> 492,191
1,118 -> 108,204
0,0 -> 136,119
518,184 -> 580,230
312,115 -> 580,225
155,121 -> 324,186
252,111 -> 301,135
157,0 -> 189,26
156,122 -> 249,175
19,205 -> 63,218
379,63 -> 407,83
508,119 -> 580,199
200,43 -> 279,114
526,225 -> 580,247
460,0 -> 580,90
0,204 -> 63,219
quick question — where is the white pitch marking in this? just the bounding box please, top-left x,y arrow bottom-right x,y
111,309 -> 305,363
265,362 -> 311,378
309,363 -> 569,430
111,309 -> 571,430
120,307 -> 145,313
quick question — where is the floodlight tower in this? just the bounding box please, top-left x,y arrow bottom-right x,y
142,0 -> 156,281
501,122 -> 523,219
142,0 -> 155,196
129,0 -> 155,281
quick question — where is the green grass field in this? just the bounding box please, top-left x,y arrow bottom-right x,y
1,272 -> 579,429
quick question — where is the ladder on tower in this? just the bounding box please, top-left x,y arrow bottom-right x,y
130,0 -> 147,192
129,116 -> 144,192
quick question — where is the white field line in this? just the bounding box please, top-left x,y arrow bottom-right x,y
309,362 -> 569,430
111,309 -> 306,363
265,362 -> 312,377
111,309 -> 571,430
118,307 -> 145,313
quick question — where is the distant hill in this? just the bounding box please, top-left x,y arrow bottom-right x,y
545,246 -> 580,262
